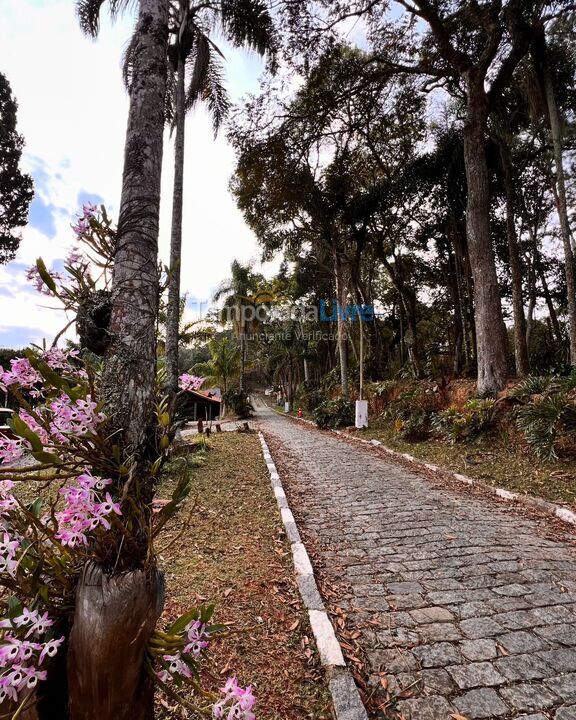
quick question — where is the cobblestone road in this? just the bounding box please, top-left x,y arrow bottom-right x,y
257,403 -> 576,720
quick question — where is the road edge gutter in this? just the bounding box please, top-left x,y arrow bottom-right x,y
258,431 -> 369,720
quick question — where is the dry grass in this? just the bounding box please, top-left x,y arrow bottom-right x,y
155,432 -> 334,720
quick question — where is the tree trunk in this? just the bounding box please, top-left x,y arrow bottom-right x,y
100,0 -> 169,451
239,328 -> 246,390
463,82 -> 508,394
333,246 -> 349,398
499,142 -> 529,377
68,564 -> 164,720
166,51 -> 186,394
543,68 -> 576,364
69,2 -> 170,719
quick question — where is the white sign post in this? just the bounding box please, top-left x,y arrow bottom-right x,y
355,399 -> 368,429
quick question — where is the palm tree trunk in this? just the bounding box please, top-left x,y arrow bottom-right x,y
543,68 -> 576,363
499,142 -> 529,377
463,81 -> 508,394
68,2 -> 169,718
166,52 -> 186,394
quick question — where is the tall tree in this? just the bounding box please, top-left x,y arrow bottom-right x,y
0,72 -> 33,265
71,2 -> 170,719
154,0 -> 274,396
214,260 -> 264,389
279,0 -> 576,393
530,20 -> 576,363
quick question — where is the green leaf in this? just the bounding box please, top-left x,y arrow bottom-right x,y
31,450 -> 61,465
167,608 -> 201,635
7,597 -> 22,619
28,498 -> 43,518
9,414 -> 44,453
36,257 -> 57,293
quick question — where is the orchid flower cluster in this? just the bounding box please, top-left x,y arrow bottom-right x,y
24,204 -> 115,322
150,606 -> 257,718
0,608 -> 64,706
212,677 -> 256,720
0,480 -> 68,708
178,374 -> 205,392
55,471 -> 121,548
0,349 -> 86,397
157,619 -> 210,684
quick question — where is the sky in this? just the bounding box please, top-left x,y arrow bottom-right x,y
0,0 -> 275,349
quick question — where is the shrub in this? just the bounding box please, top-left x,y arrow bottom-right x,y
381,385 -> 439,441
515,392 -> 576,461
313,397 -> 354,429
393,409 -> 430,442
297,381 -> 325,412
432,398 -> 496,442
223,388 -> 254,418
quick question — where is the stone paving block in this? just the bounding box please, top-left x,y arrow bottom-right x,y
410,606 -> 455,624
386,593 -> 426,610
447,661 -> 506,689
451,601 -> 495,619
375,627 -> 420,648
556,705 -> 576,720
499,682 -> 558,712
498,630 -> 549,654
369,648 -> 419,674
532,604 -> 576,625
413,642 -> 461,668
421,668 -> 456,695
428,590 -> 468,605
539,648 -> 576,673
419,622 -> 463,643
396,695 -> 454,720
493,583 -> 531,597
535,623 -> 576,645
495,652 -> 554,681
386,581 -> 423,595
460,616 -> 504,638
454,688 -> 510,718
492,609 -> 538,630
460,638 -> 499,661
545,673 -> 576,702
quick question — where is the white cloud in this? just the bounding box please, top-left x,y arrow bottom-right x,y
0,0 -> 273,347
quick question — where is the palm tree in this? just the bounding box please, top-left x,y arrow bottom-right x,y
192,336 -> 240,415
214,260 -> 266,389
144,0 -> 275,395
192,335 -> 240,392
71,2 -> 169,719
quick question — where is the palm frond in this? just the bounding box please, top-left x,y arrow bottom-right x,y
76,0 -> 107,37
184,32 -> 211,113
219,0 -> 276,56
76,0 -> 135,37
185,35 -> 230,136
121,30 -> 139,91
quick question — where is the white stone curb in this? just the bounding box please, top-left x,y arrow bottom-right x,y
258,432 -> 368,720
